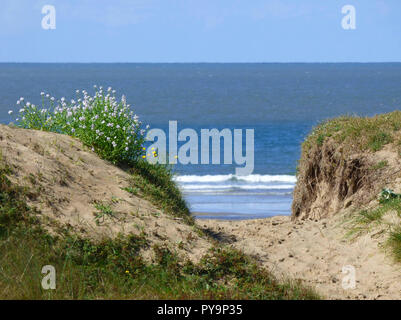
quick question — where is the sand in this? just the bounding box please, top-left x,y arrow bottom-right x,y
0,125 -> 211,263
201,214 -> 401,299
3,124 -> 401,299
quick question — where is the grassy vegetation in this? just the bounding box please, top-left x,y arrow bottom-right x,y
13,87 -> 147,165
299,111 -> 401,266
347,193 -> 401,263
302,111 -> 401,154
128,160 -> 194,225
93,201 -> 116,225
356,198 -> 401,225
4,88 -> 321,299
10,88 -> 193,224
388,227 -> 401,262
0,171 -> 318,299
370,160 -> 389,171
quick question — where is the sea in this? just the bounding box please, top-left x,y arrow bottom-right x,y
1,63 -> 401,219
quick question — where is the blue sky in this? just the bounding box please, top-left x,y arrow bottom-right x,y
1,0 -> 400,62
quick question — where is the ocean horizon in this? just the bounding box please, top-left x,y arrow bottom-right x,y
2,63 -> 401,219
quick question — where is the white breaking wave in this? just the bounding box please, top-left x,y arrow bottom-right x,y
173,174 -> 296,184
181,184 -> 295,190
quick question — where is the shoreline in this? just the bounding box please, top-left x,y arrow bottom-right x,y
192,211 -> 290,220
188,205 -> 292,220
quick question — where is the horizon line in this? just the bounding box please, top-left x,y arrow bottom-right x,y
1,61 -> 401,64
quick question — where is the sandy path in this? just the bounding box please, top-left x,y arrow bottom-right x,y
200,215 -> 401,299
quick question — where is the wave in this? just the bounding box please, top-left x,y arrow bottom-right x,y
181,184 -> 295,190
173,174 -> 296,184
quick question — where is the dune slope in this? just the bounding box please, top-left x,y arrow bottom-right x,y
0,124 -> 210,262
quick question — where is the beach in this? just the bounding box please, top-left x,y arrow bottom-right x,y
2,63 -> 401,300
3,63 -> 401,219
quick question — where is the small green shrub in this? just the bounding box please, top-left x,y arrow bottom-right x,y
316,134 -> 326,146
368,132 -> 393,152
93,202 -> 115,225
11,87 -> 148,166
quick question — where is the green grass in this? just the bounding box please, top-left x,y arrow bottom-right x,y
0,171 -> 318,299
370,160 -> 388,170
121,186 -> 139,196
93,201 -> 116,225
346,195 -> 401,264
302,111 -> 401,154
128,160 -> 194,225
388,227 -> 401,262
348,197 -> 401,234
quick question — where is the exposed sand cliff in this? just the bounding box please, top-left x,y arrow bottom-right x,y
204,113 -> 401,299
292,139 -> 401,221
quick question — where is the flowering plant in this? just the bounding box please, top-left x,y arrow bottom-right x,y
10,86 -> 148,165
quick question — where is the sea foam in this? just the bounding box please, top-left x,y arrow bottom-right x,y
173,174 -> 296,184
